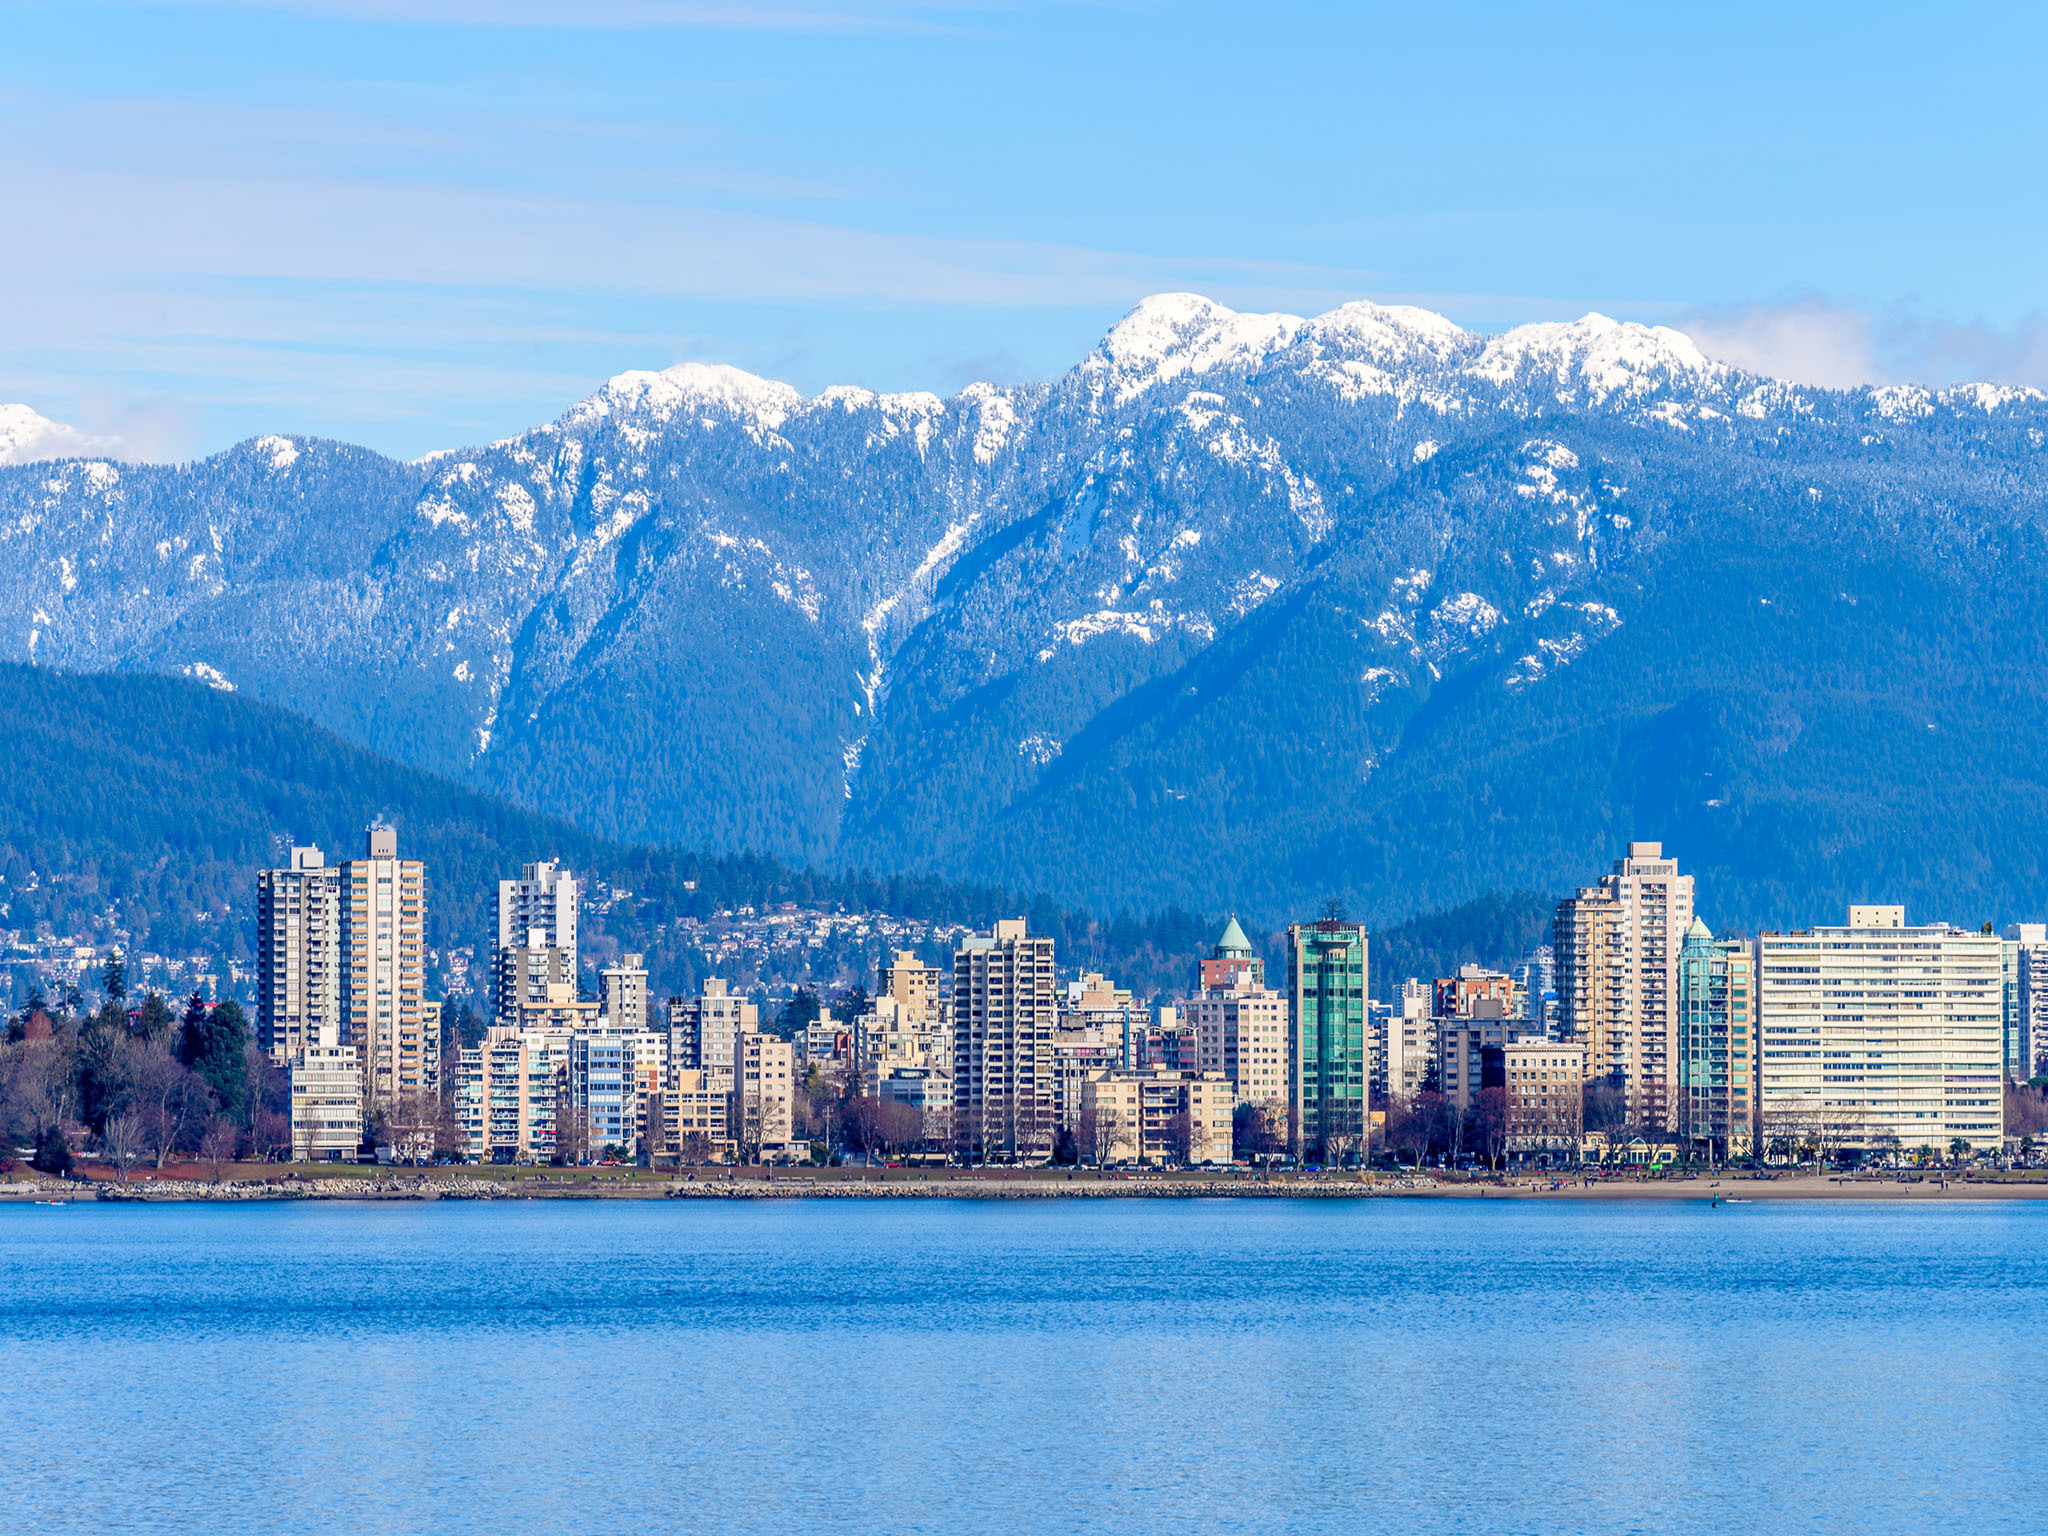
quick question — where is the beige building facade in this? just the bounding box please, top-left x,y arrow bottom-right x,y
341,826 -> 433,1111
257,845 -> 342,1064
1756,906 -> 2004,1154
1554,841 -> 1693,1132
954,919 -> 1057,1161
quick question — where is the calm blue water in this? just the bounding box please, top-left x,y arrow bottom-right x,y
3,1197 -> 2042,1535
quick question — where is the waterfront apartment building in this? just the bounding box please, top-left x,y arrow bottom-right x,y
1051,1016 -> 1122,1135
650,1067 -> 729,1165
1554,841 -> 1694,1132
733,1029 -> 795,1158
2004,924 -> 2048,1081
953,919 -> 1057,1162
256,845 -> 342,1064
1287,919 -> 1369,1163
456,1025 -> 573,1162
555,1036 -> 630,1162
1677,919 -> 1756,1160
1076,1068 -> 1235,1165
879,1064 -> 953,1144
1500,1039 -> 1584,1161
340,826 -> 433,1110
1756,906 -> 2004,1153
288,1042 -> 362,1161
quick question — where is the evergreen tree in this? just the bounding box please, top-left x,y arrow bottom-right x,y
181,997 -> 251,1120
101,950 -> 126,1004
135,991 -> 175,1044
77,1001 -> 129,1130
778,987 -> 821,1039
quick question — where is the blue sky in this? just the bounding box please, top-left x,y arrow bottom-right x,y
4,0 -> 2045,460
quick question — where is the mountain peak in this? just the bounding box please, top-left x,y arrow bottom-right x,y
1088,293 -> 1305,403
0,404 -> 122,467
569,361 -> 805,433
1469,313 -> 1724,403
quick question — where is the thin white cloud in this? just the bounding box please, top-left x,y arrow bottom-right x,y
0,153 -> 1379,313
123,0 -> 1001,29
1683,296 -> 2048,392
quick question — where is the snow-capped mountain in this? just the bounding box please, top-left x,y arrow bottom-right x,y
7,294 -> 2048,924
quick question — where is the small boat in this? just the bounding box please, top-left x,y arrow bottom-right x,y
34,1199 -> 66,1206
1723,1197 -> 1752,1204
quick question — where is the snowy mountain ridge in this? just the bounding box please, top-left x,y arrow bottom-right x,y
4,293 -> 2048,921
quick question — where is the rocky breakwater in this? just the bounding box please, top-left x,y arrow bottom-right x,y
86,1174 -> 521,1201
662,1174 -> 1440,1199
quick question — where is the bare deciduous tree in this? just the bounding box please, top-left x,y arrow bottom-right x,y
200,1119 -> 239,1184
102,1111 -> 145,1182
1469,1085 -> 1510,1172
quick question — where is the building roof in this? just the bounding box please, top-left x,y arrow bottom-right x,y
1215,916 -> 1253,954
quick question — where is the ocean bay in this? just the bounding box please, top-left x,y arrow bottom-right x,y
3,1199 -> 2040,1535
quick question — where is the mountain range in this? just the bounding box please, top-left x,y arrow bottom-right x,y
6,293 -> 2048,929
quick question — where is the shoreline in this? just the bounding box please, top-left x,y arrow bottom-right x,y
4,1171 -> 2044,1203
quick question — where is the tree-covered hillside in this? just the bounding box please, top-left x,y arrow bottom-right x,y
0,666 -> 1558,1003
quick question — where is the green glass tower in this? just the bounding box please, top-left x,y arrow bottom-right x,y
1287,920 -> 1369,1163
1677,917 -> 1755,1162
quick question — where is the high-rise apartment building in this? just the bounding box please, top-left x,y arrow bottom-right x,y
2004,924 -> 2048,1082
953,919 -> 1057,1162
882,949 -> 944,1021
256,845 -> 343,1064
666,978 -> 758,1093
601,952 -> 649,1035
340,826 -> 432,1110
497,939 -> 577,1024
494,861 -> 578,1025
1677,919 -> 1755,1160
1287,919 -> 1369,1162
1554,841 -> 1694,1131
1189,920 -> 1287,1109
1440,1018 -> 1528,1112
1189,983 -> 1288,1110
456,1024 -> 573,1162
498,860 -> 577,955
1756,906 -> 2004,1153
